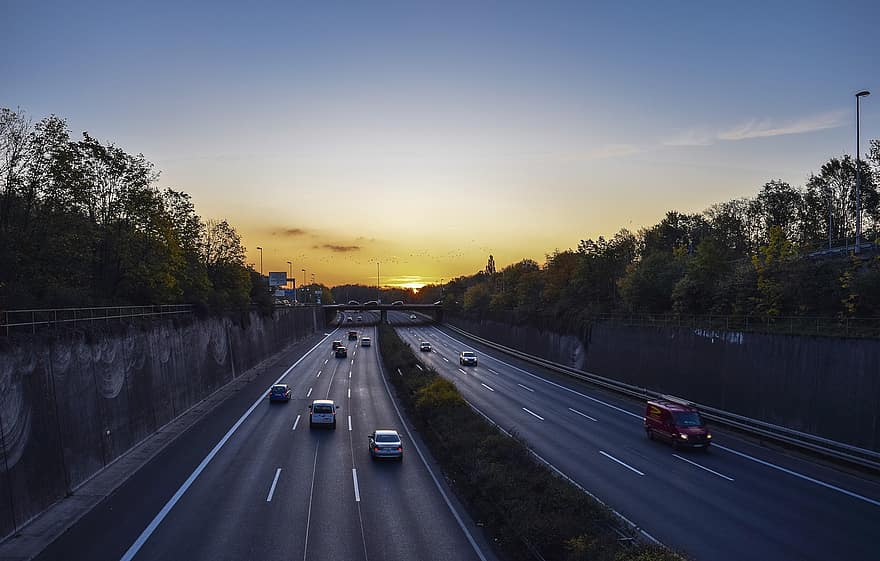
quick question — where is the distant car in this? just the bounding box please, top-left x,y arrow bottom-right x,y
309,399 -> 338,429
268,384 -> 291,402
391,300 -> 404,306
348,300 -> 360,305
459,351 -> 478,366
335,346 -> 348,358
357,315 -> 363,321
332,340 -> 343,350
346,316 -> 353,322
364,300 -> 378,306
368,429 -> 403,460
409,314 -> 417,320
348,330 -> 358,340
361,337 -> 371,347
645,397 -> 712,449
419,341 -> 432,352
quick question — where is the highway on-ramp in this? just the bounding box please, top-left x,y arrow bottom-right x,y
389,312 -> 880,561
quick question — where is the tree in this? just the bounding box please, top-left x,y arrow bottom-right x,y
755,180 -> 803,243
751,226 -> 798,316
485,254 -> 496,276
803,156 -> 879,249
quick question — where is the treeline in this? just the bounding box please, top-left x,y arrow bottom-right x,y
0,107 -> 264,312
443,141 -> 880,331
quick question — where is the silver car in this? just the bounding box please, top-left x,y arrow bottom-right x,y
368,429 -> 403,460
459,351 -> 478,366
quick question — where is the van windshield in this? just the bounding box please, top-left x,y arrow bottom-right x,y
673,411 -> 703,427
314,405 -> 333,414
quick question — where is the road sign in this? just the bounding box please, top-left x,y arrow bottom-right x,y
268,272 -> 287,287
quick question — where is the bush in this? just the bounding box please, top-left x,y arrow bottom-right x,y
378,323 -> 684,561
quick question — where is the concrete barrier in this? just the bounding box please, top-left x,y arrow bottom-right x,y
445,315 -> 880,453
0,307 -> 321,540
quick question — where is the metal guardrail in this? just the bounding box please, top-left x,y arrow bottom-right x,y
444,323 -> 880,472
1,305 -> 193,335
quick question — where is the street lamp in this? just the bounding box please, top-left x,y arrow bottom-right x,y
256,247 -> 263,276
302,268 -> 306,303
855,90 -> 871,254
376,262 -> 380,303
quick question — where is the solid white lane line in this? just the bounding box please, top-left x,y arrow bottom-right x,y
376,354 -> 489,561
266,468 -> 282,502
714,444 -> 880,507
352,468 -> 361,502
599,451 -> 645,476
119,332 -> 334,561
672,454 -> 735,481
292,414 -> 301,431
481,383 -> 495,392
431,327 -> 642,419
517,383 -> 534,393
522,407 -> 544,421
568,407 -> 597,421
348,415 -> 352,431
458,368 -> 467,375
306,387 -> 312,397
303,442 -> 319,561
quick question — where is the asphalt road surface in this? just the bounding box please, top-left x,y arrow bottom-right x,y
389,312 -> 880,561
35,313 -> 491,561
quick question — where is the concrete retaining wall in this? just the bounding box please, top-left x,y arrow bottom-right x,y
0,307 -> 321,539
446,316 -> 880,453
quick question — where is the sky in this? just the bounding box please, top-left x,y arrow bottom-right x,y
3,0 -> 878,288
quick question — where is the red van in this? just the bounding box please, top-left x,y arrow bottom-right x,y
644,397 -> 712,449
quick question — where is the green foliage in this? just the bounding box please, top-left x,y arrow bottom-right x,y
0,107 -> 272,312
378,324 -> 685,561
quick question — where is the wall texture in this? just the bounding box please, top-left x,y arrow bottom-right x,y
0,307 -> 321,539
446,316 -> 880,453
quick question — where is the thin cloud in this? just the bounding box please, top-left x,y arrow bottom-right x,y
664,109 -> 846,147
274,228 -> 308,237
586,143 -> 644,160
317,244 -> 361,253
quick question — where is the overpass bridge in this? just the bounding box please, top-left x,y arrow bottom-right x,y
322,303 -> 442,325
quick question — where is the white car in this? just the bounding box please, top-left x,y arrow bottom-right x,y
368,430 -> 403,460
459,351 -> 478,366
309,400 -> 339,429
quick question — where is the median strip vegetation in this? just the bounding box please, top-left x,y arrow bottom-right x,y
378,323 -> 683,561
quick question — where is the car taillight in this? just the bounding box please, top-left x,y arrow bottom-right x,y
397,447 -> 402,451
374,447 -> 380,452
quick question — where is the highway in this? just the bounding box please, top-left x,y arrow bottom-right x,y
388,312 -> 880,561
34,313 -> 492,561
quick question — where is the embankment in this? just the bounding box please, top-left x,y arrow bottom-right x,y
0,307 -> 321,539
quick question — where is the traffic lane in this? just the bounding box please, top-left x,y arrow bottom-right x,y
128,338 -> 349,560
426,324 -> 880,500
33,329 -> 336,561
349,331 -> 484,561
412,327 -> 880,561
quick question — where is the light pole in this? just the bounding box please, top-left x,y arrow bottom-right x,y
440,278 -> 444,304
302,268 -> 306,303
855,90 -> 871,254
256,247 -> 263,276
376,262 -> 380,303
287,261 -> 295,303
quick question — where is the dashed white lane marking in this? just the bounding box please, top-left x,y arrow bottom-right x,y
568,407 -> 597,421
487,368 -> 498,375
416,364 -> 423,371
292,415 -> 301,431
480,383 -> 495,392
714,444 -> 880,507
522,407 -> 544,421
349,370 -> 352,378
348,387 -> 351,399
306,387 -> 312,397
517,383 -> 534,393
324,359 -> 328,365
316,370 -> 321,378
352,468 -> 361,502
458,368 -> 467,375
673,454 -> 734,481
442,357 -> 449,362
600,451 -> 645,476
348,415 -> 352,431
266,468 -> 282,502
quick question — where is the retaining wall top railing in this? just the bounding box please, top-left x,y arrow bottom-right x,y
592,313 -> 880,338
443,322 -> 880,472
1,304 -> 193,335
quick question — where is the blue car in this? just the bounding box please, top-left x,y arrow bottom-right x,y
268,384 -> 292,403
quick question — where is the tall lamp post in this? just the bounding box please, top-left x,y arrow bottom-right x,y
287,261 -> 294,303
376,262 -> 380,303
302,268 -> 306,303
855,90 -> 871,254
256,247 -> 263,276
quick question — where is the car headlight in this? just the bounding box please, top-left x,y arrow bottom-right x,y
706,434 -> 712,439
679,434 -> 688,439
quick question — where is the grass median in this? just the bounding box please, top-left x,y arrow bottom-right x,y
378,323 -> 683,561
